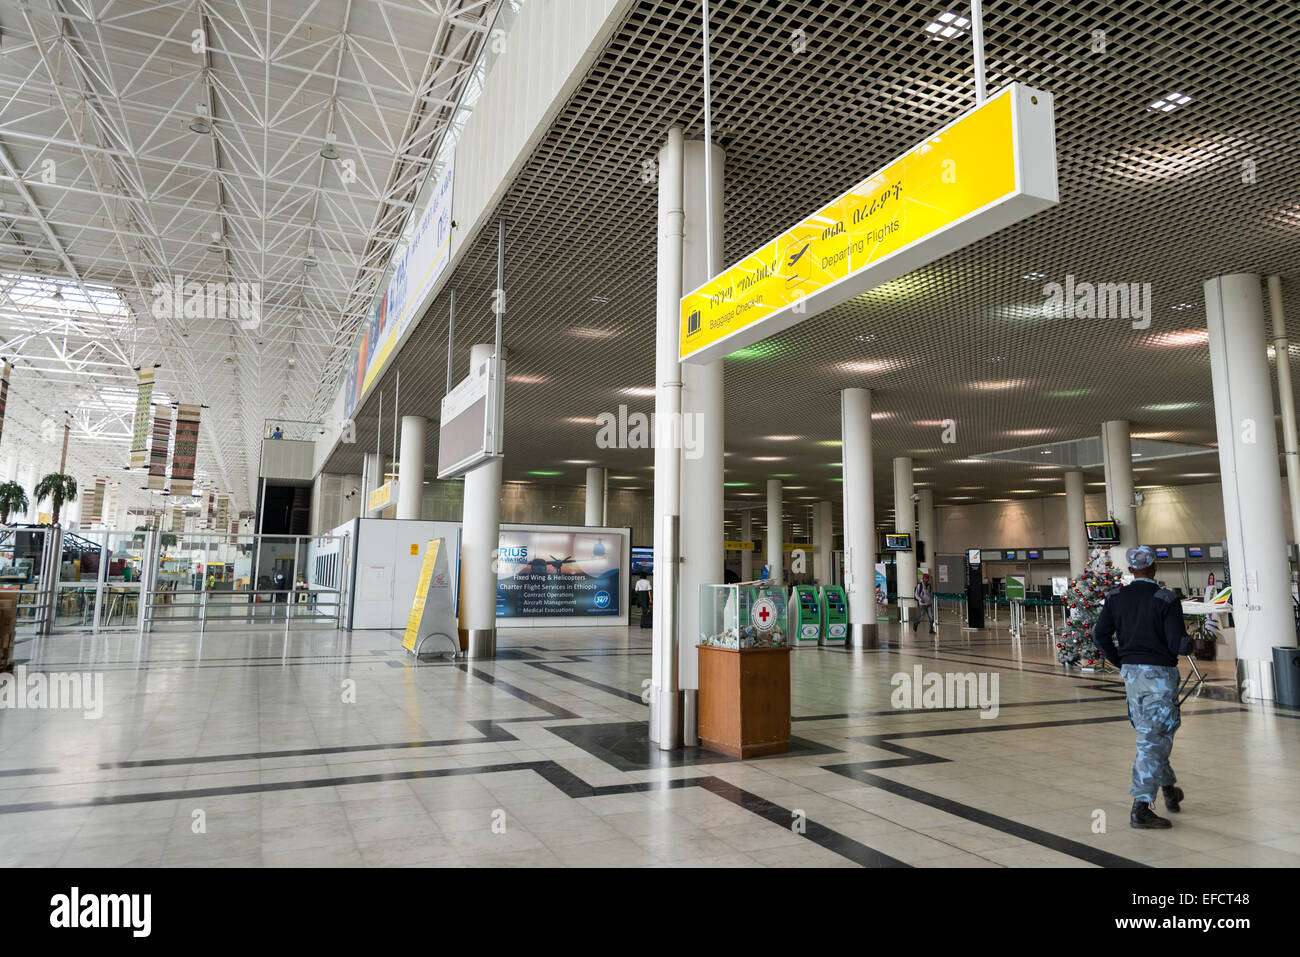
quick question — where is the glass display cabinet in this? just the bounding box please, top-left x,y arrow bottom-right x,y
698,582 -> 789,649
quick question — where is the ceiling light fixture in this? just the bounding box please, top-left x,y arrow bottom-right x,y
1148,91 -> 1192,113
924,11 -> 970,40
320,136 -> 340,160
188,105 -> 212,134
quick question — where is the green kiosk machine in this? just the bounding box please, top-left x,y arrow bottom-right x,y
788,585 -> 822,647
820,585 -> 849,646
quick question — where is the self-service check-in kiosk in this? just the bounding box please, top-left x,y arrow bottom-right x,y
820,585 -> 848,646
788,585 -> 821,646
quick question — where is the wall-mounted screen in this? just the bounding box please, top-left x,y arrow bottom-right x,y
884,533 -> 912,551
1155,546 -> 1171,559
1028,549 -> 1040,560
1188,546 -> 1204,558
631,546 -> 654,575
1085,520 -> 1119,544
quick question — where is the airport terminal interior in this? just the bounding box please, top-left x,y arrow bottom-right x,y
0,0 -> 1298,875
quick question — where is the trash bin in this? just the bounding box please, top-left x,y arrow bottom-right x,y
1272,647 -> 1300,708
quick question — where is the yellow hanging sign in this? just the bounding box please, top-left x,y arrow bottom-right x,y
679,83 -> 1057,363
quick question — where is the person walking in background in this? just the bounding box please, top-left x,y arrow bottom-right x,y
635,572 -> 652,629
912,572 -> 936,634
1091,545 -> 1191,829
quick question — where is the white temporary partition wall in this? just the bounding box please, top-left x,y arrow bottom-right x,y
349,518 -> 462,630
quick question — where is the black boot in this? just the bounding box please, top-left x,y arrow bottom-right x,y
1162,785 -> 1184,813
1131,799 -> 1172,829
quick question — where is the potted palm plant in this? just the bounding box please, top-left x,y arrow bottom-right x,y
0,481 -> 28,524
1186,614 -> 1220,661
34,473 -> 77,526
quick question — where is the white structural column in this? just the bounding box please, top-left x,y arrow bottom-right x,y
740,510 -> 753,581
676,136 -> 725,729
361,452 -> 383,509
458,343 -> 503,659
396,416 -> 426,520
814,501 -> 833,586
893,456 -> 916,618
1268,275 -> 1300,551
1101,419 -> 1139,569
584,467 -> 605,526
1065,469 -> 1088,576
1205,273 -> 1296,700
841,389 -> 877,646
766,479 -> 783,586
650,127 -> 685,748
916,488 -> 935,575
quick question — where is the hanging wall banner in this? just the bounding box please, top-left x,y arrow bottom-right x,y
148,404 -> 172,489
130,367 -> 155,469
0,361 -> 9,449
679,83 -> 1058,363
170,404 -> 200,497
86,476 -> 106,526
217,494 -> 229,541
345,155 -> 456,420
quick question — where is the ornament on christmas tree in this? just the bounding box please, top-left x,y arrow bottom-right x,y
1057,549 -> 1121,666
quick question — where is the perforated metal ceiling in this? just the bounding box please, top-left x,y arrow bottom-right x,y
326,0 -> 1300,517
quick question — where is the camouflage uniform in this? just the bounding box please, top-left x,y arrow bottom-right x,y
1121,663 -> 1181,802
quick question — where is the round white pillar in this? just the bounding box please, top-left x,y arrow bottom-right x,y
894,456 -> 916,617
1205,273 -> 1296,700
650,127 -> 685,748
1268,275 -> 1300,552
814,500 -> 833,586
1065,469 -> 1088,577
841,388 -> 877,646
1101,419 -> 1138,569
396,416 -> 426,520
677,136 -> 725,713
916,488 -> 935,575
766,479 -> 783,587
458,344 -> 502,659
584,467 -> 605,526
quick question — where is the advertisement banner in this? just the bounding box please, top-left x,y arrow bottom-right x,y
346,155 -> 455,419
148,404 -> 172,489
402,538 -> 456,653
0,360 -> 9,449
170,404 -> 200,497
875,562 -> 888,605
495,530 -> 621,618
130,367 -> 155,469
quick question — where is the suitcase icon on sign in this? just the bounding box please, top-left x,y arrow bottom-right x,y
687,310 -> 701,335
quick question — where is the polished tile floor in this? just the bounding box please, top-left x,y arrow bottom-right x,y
0,609 -> 1295,868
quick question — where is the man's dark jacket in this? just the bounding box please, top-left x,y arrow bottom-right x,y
1091,578 -> 1190,667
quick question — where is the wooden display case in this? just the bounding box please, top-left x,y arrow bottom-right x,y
697,644 -> 791,758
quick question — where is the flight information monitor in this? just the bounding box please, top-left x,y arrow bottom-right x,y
884,533 -> 912,551
1085,520 -> 1119,544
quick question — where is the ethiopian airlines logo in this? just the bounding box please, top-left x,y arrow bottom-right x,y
151,275 -> 261,329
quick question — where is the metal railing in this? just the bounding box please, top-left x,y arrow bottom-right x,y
143,586 -> 344,632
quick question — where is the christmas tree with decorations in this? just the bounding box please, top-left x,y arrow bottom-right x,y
1057,549 -> 1122,667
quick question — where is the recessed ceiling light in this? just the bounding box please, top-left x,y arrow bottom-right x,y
507,373 -> 548,385
1172,302 -> 1195,311
563,459 -> 596,465
590,295 -> 612,304
924,11 -> 970,40
1148,91 -> 1192,113
1023,271 -> 1046,280
570,326 -> 616,339
620,386 -> 655,397
752,456 -> 785,462
764,435 -> 799,441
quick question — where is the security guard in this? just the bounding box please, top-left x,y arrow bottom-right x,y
1091,545 -> 1191,829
